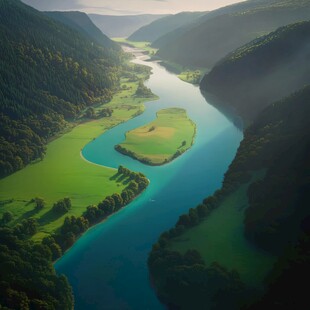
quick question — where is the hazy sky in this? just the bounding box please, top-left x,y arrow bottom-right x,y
22,0 -> 245,15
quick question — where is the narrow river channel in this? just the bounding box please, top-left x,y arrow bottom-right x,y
55,50 -> 243,309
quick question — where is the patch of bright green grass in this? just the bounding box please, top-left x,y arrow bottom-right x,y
169,175 -> 276,287
0,78 -> 156,240
178,70 -> 204,85
116,108 -> 196,165
113,38 -> 158,55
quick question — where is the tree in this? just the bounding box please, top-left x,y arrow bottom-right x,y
112,193 -> 123,210
53,198 -> 71,214
85,107 -> 96,118
34,197 -> 45,211
2,211 -> 13,224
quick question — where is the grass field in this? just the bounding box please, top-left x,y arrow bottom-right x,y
0,77 -> 157,241
169,178 -> 275,286
178,70 -> 204,85
116,108 -> 196,165
113,38 -> 158,55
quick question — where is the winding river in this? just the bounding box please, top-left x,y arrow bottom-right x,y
55,51 -> 243,309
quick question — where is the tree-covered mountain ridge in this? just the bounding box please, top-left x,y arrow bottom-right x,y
0,0 -> 123,178
45,11 -> 120,50
201,21 -> 310,120
128,11 -> 207,43
155,0 -> 310,68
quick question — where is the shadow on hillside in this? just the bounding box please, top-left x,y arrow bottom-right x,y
39,209 -> 62,225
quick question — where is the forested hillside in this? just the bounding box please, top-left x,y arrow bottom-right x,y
155,0 -> 310,68
0,0 -> 123,178
45,11 -> 120,50
152,0 -> 274,49
0,227 -> 74,309
201,21 -> 310,120
89,14 -> 167,38
149,85 -> 310,309
128,11 -> 207,43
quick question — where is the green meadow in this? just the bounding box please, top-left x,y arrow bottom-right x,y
0,78 -> 156,241
169,181 -> 275,286
116,108 -> 196,165
113,38 -> 158,55
178,69 -> 204,85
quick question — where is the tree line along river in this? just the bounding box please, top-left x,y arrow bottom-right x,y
55,49 -> 243,309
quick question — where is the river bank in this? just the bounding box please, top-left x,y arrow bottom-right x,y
55,48 -> 244,309
0,57 -> 156,241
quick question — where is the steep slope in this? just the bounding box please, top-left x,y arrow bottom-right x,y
0,0 -> 122,177
156,0 -> 310,69
149,85 -> 310,309
88,14 -> 167,38
45,11 -> 120,50
128,11 -> 207,43
153,0 -> 274,49
201,21 -> 310,120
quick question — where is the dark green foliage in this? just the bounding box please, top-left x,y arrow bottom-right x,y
0,227 -> 73,309
52,197 -> 72,214
135,80 -> 154,98
0,0 -> 123,177
240,87 -> 310,254
61,216 -> 89,236
128,11 -> 207,43
202,21 -> 310,120
149,85 -> 310,308
13,218 -> 38,238
42,236 -> 63,261
45,11 -> 120,50
148,248 -> 245,309
1,211 -> 13,225
247,230 -> 310,309
156,0 -> 310,69
34,197 -> 45,211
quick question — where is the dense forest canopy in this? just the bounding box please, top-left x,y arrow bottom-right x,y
201,21 -> 310,120
0,227 -> 74,309
0,0 -> 124,178
155,0 -> 310,68
149,85 -> 310,309
45,11 -> 121,50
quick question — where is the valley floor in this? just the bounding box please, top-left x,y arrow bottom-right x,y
0,77 -> 157,241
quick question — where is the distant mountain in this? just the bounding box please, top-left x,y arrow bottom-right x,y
128,11 -> 207,43
152,0 -> 273,49
88,14 -> 167,38
0,0 -> 123,177
201,21 -> 310,120
45,11 -> 120,50
156,0 -> 310,69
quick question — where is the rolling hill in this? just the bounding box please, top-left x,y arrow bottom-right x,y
156,0 -> 310,69
201,21 -> 310,120
128,11 -> 207,43
88,14 -> 167,38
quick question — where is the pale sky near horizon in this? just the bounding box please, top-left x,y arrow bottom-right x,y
22,0 -> 246,15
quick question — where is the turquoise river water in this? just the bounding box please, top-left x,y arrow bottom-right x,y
55,52 -> 243,309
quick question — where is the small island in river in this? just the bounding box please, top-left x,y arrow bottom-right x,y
115,108 -> 196,165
